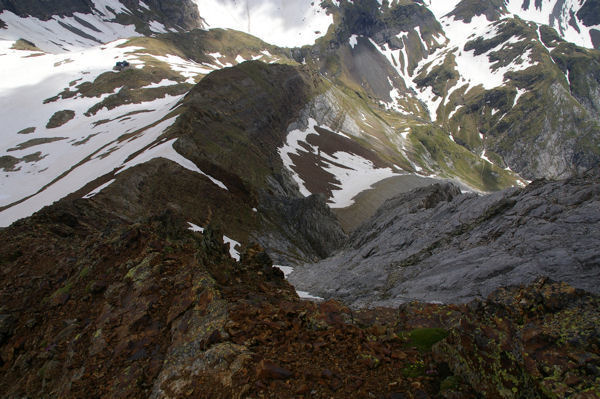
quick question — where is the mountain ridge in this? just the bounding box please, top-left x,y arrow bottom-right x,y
0,2 -> 599,397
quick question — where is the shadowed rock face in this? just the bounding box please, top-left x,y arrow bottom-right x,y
0,0 -> 94,19
577,0 -> 600,27
289,171 -> 600,307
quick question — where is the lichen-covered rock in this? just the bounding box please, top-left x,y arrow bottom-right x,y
433,278 -> 600,398
1,197 -> 599,397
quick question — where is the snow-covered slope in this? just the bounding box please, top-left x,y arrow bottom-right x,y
0,0 -> 202,53
505,0 -> 600,49
0,31 -> 285,226
278,118 -> 397,208
193,0 -> 334,48
424,0 -> 599,49
0,6 -> 142,52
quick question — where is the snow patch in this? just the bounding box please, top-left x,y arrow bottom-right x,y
423,0 -> 463,20
273,265 -> 323,300
146,53 -> 216,78
297,291 -> 324,300
480,149 -> 493,164
148,20 -> 168,34
188,222 -> 205,233
223,235 -> 241,261
274,265 -> 294,278
278,119 -> 318,197
320,151 -> 396,208
513,88 -> 527,107
142,79 -> 181,89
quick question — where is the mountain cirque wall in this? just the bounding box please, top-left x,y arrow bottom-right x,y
290,170 -> 600,307
0,196 -> 599,398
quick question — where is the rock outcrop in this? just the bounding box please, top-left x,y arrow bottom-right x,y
1,198 -> 598,397
289,170 -> 600,307
433,277 -> 600,398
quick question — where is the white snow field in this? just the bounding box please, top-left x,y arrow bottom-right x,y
0,34 -> 253,227
505,0 -> 600,49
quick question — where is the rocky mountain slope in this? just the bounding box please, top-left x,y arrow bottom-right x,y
3,0 -> 599,232
1,196 -> 599,398
303,0 -> 600,180
290,170 -> 600,307
0,1 -> 599,398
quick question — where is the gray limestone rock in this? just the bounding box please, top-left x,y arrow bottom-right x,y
289,171 -> 600,307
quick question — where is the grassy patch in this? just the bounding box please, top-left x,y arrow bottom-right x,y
51,281 -> 73,299
46,110 -> 75,129
11,38 -> 43,52
0,156 -> 19,171
408,328 -> 449,351
17,127 -> 36,135
8,137 -> 67,152
440,375 -> 462,391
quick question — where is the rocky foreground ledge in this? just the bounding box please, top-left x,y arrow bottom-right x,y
0,194 -> 599,398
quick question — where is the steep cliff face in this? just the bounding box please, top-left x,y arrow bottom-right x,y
289,170 -> 600,307
409,11 -> 600,180
436,19 -> 600,180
